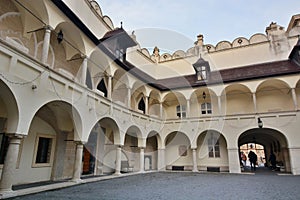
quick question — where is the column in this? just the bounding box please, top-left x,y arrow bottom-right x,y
186,99 -> 190,118
227,148 -> 241,174
218,96 -> 222,115
107,75 -> 112,100
139,148 -> 145,172
72,141 -> 84,183
80,57 -> 88,85
159,102 -> 163,119
252,93 -> 257,113
127,87 -> 131,108
288,147 -> 300,175
114,146 -> 122,175
0,135 -> 23,194
192,148 -> 198,172
157,148 -> 165,171
291,88 -> 298,111
41,26 -> 51,64
145,96 -> 149,115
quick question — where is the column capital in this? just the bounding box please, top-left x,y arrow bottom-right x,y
43,25 -> 53,31
5,133 -> 25,140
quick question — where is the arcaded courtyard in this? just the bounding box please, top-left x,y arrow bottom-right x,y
12,170 -> 300,200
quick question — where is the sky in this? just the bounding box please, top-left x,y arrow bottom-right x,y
97,1 -> 300,53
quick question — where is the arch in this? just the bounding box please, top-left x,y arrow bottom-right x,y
222,84 -> 253,115
196,130 -> 228,171
238,128 -> 290,172
256,79 -> 293,113
232,37 -> 250,47
0,79 -> 19,134
215,41 -> 232,51
149,89 -> 162,117
162,92 -> 187,119
112,69 -> 130,106
249,33 -> 268,44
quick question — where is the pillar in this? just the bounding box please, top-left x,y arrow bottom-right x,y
159,102 -> 163,119
291,88 -> 298,111
288,147 -> 300,175
127,87 -> 131,108
72,141 -> 84,182
145,96 -> 149,115
41,26 -> 51,64
252,93 -> 257,113
192,148 -> 198,172
157,148 -> 165,171
139,148 -> 145,172
114,146 -> 122,175
80,57 -> 88,85
107,75 -> 112,100
227,148 -> 241,174
0,135 -> 23,194
186,99 -> 190,118
218,96 -> 222,115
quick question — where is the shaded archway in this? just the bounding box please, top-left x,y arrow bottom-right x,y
196,130 -> 228,172
238,128 -> 290,173
165,131 -> 191,170
145,131 -> 161,170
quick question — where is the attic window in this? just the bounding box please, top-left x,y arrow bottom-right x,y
193,57 -> 210,81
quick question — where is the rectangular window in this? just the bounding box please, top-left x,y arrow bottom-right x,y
176,105 -> 186,118
201,103 -> 212,115
33,134 -> 55,167
208,135 -> 220,158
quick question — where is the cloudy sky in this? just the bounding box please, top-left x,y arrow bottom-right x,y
97,1 -> 300,52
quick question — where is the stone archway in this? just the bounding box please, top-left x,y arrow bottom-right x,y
238,128 -> 290,173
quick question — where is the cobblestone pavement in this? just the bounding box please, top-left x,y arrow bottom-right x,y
12,170 -> 300,200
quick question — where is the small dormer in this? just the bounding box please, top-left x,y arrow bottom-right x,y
193,57 -> 211,81
289,38 -> 300,66
99,27 -> 137,61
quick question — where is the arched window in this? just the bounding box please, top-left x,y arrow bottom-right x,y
97,79 -> 108,97
201,103 -> 212,114
176,105 -> 186,118
138,97 -> 146,114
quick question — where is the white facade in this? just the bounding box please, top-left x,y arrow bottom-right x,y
0,0 -> 300,197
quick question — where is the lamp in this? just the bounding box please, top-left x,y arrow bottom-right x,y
258,117 -> 263,128
57,30 -> 63,44
202,91 -> 206,100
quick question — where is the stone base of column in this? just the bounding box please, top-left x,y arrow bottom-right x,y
192,169 -> 198,172
114,171 -> 121,176
0,189 -> 14,198
70,178 -> 85,183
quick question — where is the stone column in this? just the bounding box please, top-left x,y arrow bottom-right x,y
139,148 -> 145,172
218,96 -> 222,115
127,87 -> 131,108
80,57 -> 88,86
192,148 -> 198,172
71,141 -> 84,183
159,102 -> 163,119
145,96 -> 149,115
252,93 -> 257,113
41,26 -> 51,64
288,147 -> 300,175
157,148 -> 165,171
114,146 -> 122,175
0,134 -> 23,194
107,76 -> 112,100
227,148 -> 241,174
291,88 -> 298,111
186,99 -> 190,118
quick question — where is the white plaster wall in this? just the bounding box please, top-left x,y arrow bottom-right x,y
14,117 -> 56,185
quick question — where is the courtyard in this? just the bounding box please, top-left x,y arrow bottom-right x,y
11,170 -> 300,200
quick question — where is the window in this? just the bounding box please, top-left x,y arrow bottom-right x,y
208,134 -> 220,158
176,105 -> 186,118
201,103 -> 212,114
0,133 -> 9,164
138,98 -> 146,114
116,49 -> 124,61
33,135 -> 55,167
197,66 -> 207,81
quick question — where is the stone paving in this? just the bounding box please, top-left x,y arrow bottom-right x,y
11,170 -> 300,200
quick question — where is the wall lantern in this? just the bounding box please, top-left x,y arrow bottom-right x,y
192,57 -> 210,81
202,91 -> 206,100
57,30 -> 63,44
258,117 -> 263,128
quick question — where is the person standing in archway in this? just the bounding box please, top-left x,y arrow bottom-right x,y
248,151 -> 257,171
269,152 -> 277,171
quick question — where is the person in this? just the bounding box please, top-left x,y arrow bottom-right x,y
241,152 -> 247,166
269,152 -> 277,171
248,151 -> 257,171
